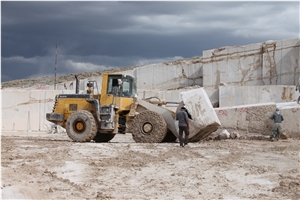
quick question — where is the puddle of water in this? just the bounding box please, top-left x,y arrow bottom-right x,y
250,178 -> 275,185
269,145 -> 300,152
287,145 -> 300,151
20,144 -> 39,148
269,146 -> 287,152
54,161 -> 86,183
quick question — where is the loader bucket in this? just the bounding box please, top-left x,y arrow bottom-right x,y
128,87 -> 221,143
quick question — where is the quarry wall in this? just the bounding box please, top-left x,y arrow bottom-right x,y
219,85 -> 297,107
52,38 -> 299,105
2,90 -> 73,132
134,60 -> 202,90
202,38 -> 300,88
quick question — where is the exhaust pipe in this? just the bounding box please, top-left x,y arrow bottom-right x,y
75,75 -> 79,94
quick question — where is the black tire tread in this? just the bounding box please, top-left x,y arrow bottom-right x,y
93,132 -> 116,143
66,110 -> 97,142
131,110 -> 167,143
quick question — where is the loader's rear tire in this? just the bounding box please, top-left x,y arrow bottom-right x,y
118,117 -> 126,134
93,132 -> 116,143
131,110 -> 167,143
66,110 -> 97,142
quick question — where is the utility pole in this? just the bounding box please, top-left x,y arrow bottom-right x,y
54,45 -> 57,90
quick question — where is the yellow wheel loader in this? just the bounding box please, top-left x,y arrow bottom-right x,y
46,73 -> 179,143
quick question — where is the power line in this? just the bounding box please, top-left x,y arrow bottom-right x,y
54,45 -> 57,90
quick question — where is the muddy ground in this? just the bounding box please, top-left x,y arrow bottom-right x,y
1,132 -> 299,200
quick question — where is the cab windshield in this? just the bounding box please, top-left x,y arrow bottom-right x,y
121,75 -> 137,97
107,75 -> 137,97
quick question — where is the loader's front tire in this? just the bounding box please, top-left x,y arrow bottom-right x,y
131,110 -> 167,143
93,132 -> 116,143
66,110 -> 97,142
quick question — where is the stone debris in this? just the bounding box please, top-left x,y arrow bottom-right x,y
204,132 -> 219,140
239,134 -> 249,140
218,129 -> 230,139
280,132 -> 288,139
230,131 -> 240,139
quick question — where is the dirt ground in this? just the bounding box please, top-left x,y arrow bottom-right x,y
1,132 -> 299,200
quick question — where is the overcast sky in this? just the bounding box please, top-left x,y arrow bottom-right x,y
1,1 -> 299,82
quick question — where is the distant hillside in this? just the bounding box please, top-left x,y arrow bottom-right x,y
1,66 -> 137,89
1,57 -> 201,89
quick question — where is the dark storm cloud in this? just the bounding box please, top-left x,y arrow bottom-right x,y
1,1 -> 299,82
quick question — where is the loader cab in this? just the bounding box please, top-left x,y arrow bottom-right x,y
100,73 -> 137,110
99,73 -> 137,133
107,74 -> 137,98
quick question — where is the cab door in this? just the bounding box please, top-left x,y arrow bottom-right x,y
100,74 -> 123,107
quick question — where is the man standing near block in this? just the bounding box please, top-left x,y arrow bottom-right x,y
296,78 -> 300,104
176,106 -> 190,147
269,108 -> 284,141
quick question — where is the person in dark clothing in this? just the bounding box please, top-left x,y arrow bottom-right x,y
296,80 -> 300,104
111,79 -> 122,96
269,108 -> 284,141
176,106 -> 190,147
185,108 -> 193,120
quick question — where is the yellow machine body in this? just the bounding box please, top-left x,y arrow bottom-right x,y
46,73 -> 137,142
